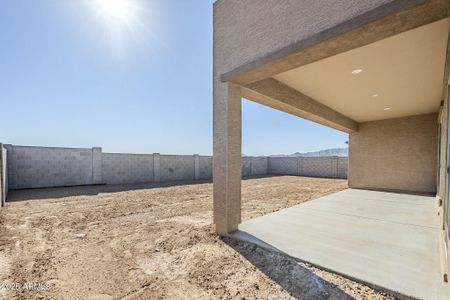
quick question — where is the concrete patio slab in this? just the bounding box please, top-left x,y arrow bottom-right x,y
232,189 -> 450,299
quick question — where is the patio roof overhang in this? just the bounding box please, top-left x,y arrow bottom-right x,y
222,0 -> 449,86
220,0 -> 450,133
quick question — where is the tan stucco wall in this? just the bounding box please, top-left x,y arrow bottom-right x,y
441,86 -> 450,280
349,113 -> 438,193
438,84 -> 449,278
214,0 -> 419,76
438,90 -> 448,216
440,29 -> 450,276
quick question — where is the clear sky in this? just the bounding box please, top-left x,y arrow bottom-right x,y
0,0 -> 348,156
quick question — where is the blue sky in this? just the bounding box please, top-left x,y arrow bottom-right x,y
0,0 -> 347,156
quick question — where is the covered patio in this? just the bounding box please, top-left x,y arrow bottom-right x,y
232,189 -> 450,299
213,0 -> 450,298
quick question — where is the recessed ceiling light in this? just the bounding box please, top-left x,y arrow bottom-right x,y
351,68 -> 363,75
384,107 -> 391,111
372,94 -> 379,97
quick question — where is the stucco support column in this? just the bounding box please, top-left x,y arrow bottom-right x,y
213,82 -> 242,235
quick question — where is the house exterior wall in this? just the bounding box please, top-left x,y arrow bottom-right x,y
441,31 -> 450,277
349,113 -> 438,193
438,89 -> 448,227
438,84 -> 450,279
213,0 -> 419,77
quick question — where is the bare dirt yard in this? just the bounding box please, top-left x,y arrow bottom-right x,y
0,176 -> 394,300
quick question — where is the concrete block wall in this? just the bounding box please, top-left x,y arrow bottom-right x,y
251,157 -> 269,176
268,157 -> 298,175
92,147 -> 102,184
6,145 -> 96,189
337,157 -> 348,179
302,157 -> 336,178
198,156 -> 212,180
242,157 -> 270,177
102,153 -> 154,185
242,157 -> 252,177
269,156 -> 348,179
2,144 -> 347,192
160,155 -> 196,182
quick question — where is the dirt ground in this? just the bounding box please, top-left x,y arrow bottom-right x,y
0,176 -> 394,300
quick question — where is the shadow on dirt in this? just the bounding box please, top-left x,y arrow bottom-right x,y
223,236 -> 358,300
6,175 -> 279,202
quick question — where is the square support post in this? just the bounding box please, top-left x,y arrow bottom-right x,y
213,82 -> 242,235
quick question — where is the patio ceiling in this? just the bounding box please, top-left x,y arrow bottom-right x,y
273,18 -> 450,123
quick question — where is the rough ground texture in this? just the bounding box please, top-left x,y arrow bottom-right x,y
0,176 -> 394,299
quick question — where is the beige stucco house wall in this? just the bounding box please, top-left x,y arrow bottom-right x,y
349,113 -> 438,193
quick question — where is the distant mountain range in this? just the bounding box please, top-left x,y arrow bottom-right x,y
269,147 -> 348,157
